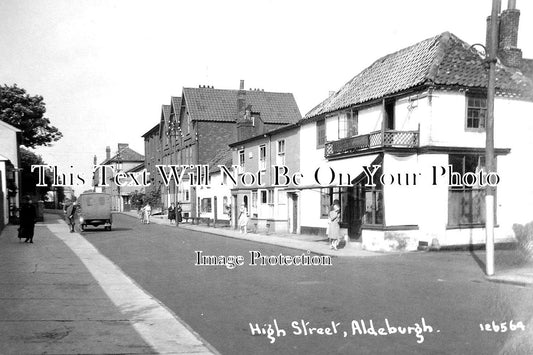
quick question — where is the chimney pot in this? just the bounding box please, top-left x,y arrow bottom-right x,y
508,0 -> 516,10
239,80 -> 244,90
106,146 -> 111,160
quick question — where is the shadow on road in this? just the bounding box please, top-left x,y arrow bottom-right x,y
469,247 -> 487,274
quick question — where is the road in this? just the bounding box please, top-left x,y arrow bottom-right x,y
80,213 -> 533,355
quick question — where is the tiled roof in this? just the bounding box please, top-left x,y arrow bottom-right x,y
141,123 -> 159,138
305,32 -> 533,119
206,146 -> 233,173
162,104 -> 171,121
183,87 -> 301,124
171,96 -> 181,114
101,146 -> 144,165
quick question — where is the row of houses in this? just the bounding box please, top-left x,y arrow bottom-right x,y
140,3 -> 533,250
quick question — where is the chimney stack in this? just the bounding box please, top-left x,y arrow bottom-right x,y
118,143 -> 129,152
93,155 -> 97,165
498,0 -> 522,67
488,0 -> 522,68
239,79 -> 245,90
106,146 -> 111,160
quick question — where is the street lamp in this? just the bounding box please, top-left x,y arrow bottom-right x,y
115,150 -> 122,212
167,116 -> 182,227
471,0 -> 500,276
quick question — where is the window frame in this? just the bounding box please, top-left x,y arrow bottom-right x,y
259,144 -> 267,171
316,119 -> 326,148
465,94 -> 487,131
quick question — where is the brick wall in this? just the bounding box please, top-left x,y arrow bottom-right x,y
197,121 -> 236,164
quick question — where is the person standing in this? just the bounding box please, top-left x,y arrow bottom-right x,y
238,203 -> 249,234
168,203 -> 176,224
144,203 -> 152,224
328,200 -> 341,250
176,202 -> 183,226
66,201 -> 77,232
19,196 -> 36,243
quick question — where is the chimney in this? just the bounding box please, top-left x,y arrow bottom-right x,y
93,155 -> 97,165
118,143 -> 129,152
236,80 -> 257,141
497,0 -> 522,67
106,146 -> 111,160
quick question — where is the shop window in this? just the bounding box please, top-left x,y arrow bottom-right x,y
448,154 -> 490,226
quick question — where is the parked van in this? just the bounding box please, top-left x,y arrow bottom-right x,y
77,192 -> 112,231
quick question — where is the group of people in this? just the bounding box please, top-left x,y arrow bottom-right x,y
137,202 -> 183,225
167,202 -> 183,225
138,203 -> 152,224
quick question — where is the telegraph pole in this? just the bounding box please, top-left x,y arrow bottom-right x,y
485,0 -> 501,276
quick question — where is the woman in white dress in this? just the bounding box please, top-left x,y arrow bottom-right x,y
238,203 -> 249,234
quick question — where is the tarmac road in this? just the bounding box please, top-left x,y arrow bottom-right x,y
81,213 -> 533,355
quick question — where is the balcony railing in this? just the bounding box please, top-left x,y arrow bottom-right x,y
325,129 -> 419,158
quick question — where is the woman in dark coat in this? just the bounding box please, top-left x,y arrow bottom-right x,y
176,203 -> 183,225
19,196 -> 36,243
168,203 -> 176,224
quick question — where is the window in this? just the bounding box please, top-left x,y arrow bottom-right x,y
338,110 -> 358,139
466,95 -> 487,130
259,145 -> 266,171
320,187 -> 355,224
201,198 -> 212,213
267,190 -> 274,205
364,188 -> 384,225
316,119 -> 326,148
251,191 -> 258,209
223,196 -> 229,214
277,140 -> 285,166
260,190 -> 267,204
239,150 -> 245,172
448,154 -> 489,226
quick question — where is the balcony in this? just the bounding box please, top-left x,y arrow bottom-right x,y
325,129 -> 419,158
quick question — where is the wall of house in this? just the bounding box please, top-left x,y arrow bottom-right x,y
358,105 -> 382,134
0,125 -> 19,167
197,172 -> 232,221
197,121 -> 236,164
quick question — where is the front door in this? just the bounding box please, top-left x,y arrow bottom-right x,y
291,193 -> 298,234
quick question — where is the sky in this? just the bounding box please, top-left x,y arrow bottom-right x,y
1,0 -> 532,194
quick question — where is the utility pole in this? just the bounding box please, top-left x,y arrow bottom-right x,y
485,0 -> 501,276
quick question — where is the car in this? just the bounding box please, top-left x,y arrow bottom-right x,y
77,192 -> 112,231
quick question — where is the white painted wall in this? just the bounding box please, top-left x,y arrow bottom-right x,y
197,171 -> 232,220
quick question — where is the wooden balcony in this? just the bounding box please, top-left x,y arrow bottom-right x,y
325,130 -> 419,158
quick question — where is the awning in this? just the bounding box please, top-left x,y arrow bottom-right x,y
298,153 -> 381,189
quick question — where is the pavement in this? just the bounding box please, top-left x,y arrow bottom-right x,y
123,211 -> 383,258
128,211 -> 533,287
0,214 -> 218,355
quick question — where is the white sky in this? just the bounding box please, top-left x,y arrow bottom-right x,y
1,0 -> 532,194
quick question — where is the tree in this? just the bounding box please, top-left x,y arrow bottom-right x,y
19,147 -> 51,199
0,84 -> 62,148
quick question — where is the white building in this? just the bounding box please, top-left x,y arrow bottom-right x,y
298,24 -> 533,251
0,120 -> 21,229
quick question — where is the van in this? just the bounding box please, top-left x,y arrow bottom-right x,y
77,192 -> 112,231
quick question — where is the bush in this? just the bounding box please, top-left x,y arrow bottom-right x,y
512,221 -> 533,262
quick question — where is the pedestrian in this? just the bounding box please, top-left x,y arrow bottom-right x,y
238,203 -> 249,234
19,196 -> 36,243
168,202 -> 176,224
328,200 -> 341,250
176,202 -> 183,225
144,203 -> 152,224
66,201 -> 77,233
